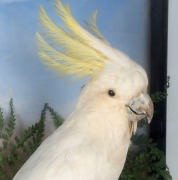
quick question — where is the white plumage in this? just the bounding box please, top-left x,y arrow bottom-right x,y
13,1 -> 153,179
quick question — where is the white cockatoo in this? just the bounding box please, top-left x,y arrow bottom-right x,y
13,1 -> 153,180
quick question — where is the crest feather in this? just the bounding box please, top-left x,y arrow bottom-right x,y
85,10 -> 108,44
37,0 -> 110,79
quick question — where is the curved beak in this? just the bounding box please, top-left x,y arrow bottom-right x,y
126,92 -> 154,123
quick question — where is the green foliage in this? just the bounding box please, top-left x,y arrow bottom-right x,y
0,101 -> 62,180
151,91 -> 167,103
120,134 -> 172,180
45,103 -> 63,128
0,97 -> 171,179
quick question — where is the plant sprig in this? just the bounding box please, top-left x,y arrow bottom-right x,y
0,100 -> 62,179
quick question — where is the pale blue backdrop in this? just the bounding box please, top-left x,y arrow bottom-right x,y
0,0 -> 150,131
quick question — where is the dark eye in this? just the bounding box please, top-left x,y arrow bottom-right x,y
108,89 -> 116,97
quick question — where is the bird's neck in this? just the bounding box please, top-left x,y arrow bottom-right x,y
66,106 -> 131,162
86,108 -> 131,168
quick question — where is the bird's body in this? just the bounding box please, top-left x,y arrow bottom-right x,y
15,102 -> 130,180
13,1 -> 153,179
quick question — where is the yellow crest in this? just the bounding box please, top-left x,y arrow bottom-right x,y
36,0 -> 110,80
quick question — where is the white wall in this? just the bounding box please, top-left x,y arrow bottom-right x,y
167,0 -> 178,179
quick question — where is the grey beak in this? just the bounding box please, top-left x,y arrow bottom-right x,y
126,92 -> 154,123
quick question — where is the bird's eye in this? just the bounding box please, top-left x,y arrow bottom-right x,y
108,89 -> 116,97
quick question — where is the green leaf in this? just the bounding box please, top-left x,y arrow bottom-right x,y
1,133 -> 8,141
151,91 -> 167,103
46,104 -> 63,128
6,99 -> 16,138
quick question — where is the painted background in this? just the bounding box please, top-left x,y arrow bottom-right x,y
0,0 -> 150,133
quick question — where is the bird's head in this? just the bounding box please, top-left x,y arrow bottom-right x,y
77,57 -> 153,135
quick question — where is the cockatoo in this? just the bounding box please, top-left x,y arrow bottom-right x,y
13,0 -> 153,180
